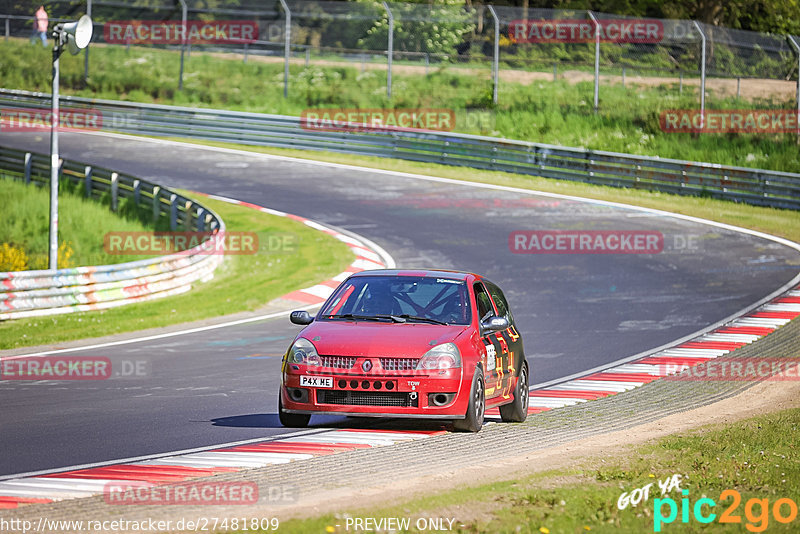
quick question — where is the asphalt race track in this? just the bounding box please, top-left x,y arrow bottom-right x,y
1,131 -> 798,477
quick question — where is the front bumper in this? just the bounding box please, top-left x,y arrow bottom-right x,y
281,365 -> 467,417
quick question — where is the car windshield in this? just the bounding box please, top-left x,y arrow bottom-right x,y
319,275 -> 471,325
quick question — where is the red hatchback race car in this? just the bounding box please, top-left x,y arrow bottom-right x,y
279,269 -> 529,432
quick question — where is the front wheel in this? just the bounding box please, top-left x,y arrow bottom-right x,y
278,393 -> 310,428
453,367 -> 485,432
500,363 -> 529,423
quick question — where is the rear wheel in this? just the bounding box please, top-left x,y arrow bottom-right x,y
453,368 -> 485,432
500,363 -> 529,423
278,393 -> 310,428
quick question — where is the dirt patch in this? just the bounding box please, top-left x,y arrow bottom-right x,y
212,51 -> 797,102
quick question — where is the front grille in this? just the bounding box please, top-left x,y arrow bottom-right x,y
317,390 -> 410,407
380,357 -> 420,371
320,356 -> 356,369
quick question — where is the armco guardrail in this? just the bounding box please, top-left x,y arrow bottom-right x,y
1,89 -> 799,210
0,146 -> 225,321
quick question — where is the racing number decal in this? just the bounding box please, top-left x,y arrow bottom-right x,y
484,331 -> 513,398
495,332 -> 509,353
505,326 -> 523,395
494,332 -> 507,394
495,332 -> 514,397
503,351 -> 515,398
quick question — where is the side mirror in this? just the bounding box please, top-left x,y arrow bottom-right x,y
480,316 -> 509,333
290,310 -> 314,325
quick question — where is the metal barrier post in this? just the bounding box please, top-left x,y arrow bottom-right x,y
133,179 -> 141,204
488,6 -> 500,105
152,186 -> 161,221
5,16 -> 9,40
84,166 -> 92,197
178,0 -> 187,91
110,172 -> 119,211
184,200 -> 193,229
278,0 -> 291,99
383,1 -> 393,99
588,11 -> 600,113
692,21 -> 706,129
170,194 -> 178,230
84,0 -> 92,81
24,153 -> 32,184
196,208 -> 206,231
49,41 -> 61,270
788,36 -> 800,143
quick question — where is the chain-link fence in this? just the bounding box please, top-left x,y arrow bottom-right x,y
1,0 -> 799,114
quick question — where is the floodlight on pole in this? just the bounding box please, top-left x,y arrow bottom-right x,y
49,15 -> 92,270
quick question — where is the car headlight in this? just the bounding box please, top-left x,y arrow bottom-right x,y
416,342 -> 461,370
287,338 -> 322,366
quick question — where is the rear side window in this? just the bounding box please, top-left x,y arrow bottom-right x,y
484,281 -> 510,320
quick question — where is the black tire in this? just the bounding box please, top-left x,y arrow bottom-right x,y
500,363 -> 529,423
453,367 -> 485,432
278,393 -> 310,428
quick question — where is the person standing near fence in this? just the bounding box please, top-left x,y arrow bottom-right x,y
30,5 -> 48,46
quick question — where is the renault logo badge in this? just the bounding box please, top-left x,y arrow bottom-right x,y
362,360 -> 373,372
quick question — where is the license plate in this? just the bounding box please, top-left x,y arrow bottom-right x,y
300,376 -> 333,388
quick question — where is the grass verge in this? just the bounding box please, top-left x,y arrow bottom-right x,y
0,192 -> 354,350
0,176 -> 159,269
1,38 -> 799,172
153,138 -> 800,245
277,407 -> 800,533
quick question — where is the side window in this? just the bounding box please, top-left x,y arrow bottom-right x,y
484,281 -> 510,320
473,282 -> 495,321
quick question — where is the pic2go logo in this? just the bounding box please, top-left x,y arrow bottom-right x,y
654,489 -> 798,532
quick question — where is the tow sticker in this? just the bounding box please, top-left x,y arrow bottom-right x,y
485,343 -> 496,371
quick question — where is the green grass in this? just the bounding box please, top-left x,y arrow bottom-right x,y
0,192 -> 354,349
2,38 -> 799,173
156,139 -> 800,245
274,407 -> 800,533
0,176 -> 159,268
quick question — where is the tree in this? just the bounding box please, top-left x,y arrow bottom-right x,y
355,0 -> 477,58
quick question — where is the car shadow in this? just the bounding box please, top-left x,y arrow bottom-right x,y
210,414 -> 283,428
210,413 -> 450,432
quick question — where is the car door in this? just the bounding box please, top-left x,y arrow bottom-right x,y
474,281 -> 503,399
483,280 -> 524,400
